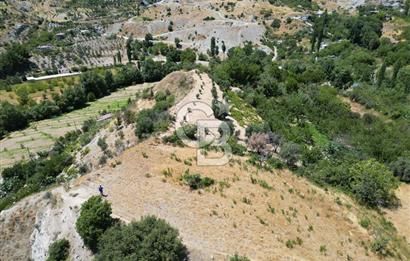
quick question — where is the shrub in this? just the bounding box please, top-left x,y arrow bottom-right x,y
350,159 -> 399,207
212,99 -> 229,120
271,18 -> 281,29
248,132 -> 269,155
47,239 -> 70,261
279,142 -> 300,166
96,216 -> 188,261
76,196 -> 114,252
389,157 -> 410,183
230,254 -> 250,261
97,137 -> 108,151
228,136 -> 246,156
181,170 -> 214,190
371,236 -> 391,257
359,217 -> 371,229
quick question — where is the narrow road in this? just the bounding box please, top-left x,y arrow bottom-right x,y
26,72 -> 81,81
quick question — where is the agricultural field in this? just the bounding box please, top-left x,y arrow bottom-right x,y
0,75 -> 80,104
0,82 -> 151,170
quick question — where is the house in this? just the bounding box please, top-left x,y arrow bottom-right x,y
13,24 -> 29,36
55,33 -> 66,40
37,45 -> 53,52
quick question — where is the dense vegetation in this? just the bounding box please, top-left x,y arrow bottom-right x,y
0,35 -> 201,138
135,90 -> 175,139
0,44 -> 31,79
0,119 -> 104,211
96,216 -> 188,260
210,8 -> 410,208
1,62 -> 158,138
76,196 -> 188,260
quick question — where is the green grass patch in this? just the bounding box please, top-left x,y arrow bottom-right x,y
226,90 -> 261,126
307,123 -> 330,148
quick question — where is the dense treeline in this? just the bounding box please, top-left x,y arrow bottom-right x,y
0,34 -> 202,137
268,0 -> 315,9
69,0 -> 139,8
0,44 -> 31,79
210,37 -> 410,207
0,61 -> 164,138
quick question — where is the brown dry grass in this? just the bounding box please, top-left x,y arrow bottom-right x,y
384,184 -> 410,245
72,138 -> 386,260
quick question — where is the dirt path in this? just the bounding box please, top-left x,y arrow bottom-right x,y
338,95 -> 384,118
384,184 -> 410,244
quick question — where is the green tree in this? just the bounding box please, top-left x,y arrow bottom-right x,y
16,88 -> 30,105
271,18 -> 281,29
76,196 -> 114,252
126,35 -> 134,62
141,59 -> 164,82
210,36 -> 216,56
47,239 -> 70,261
390,157 -> 410,183
396,66 -> 410,93
0,102 -> 28,137
350,159 -> 399,207
116,51 -> 122,64
143,33 -> 154,49
279,141 -> 301,166
174,37 -> 182,49
180,49 -> 196,63
59,85 -> 87,112
377,62 -> 386,87
96,216 -> 188,261
0,43 -> 31,79
316,10 -> 328,52
80,71 -> 108,99
392,59 -> 402,85
104,70 -> 115,91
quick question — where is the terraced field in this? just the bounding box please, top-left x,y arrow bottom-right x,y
0,83 -> 152,170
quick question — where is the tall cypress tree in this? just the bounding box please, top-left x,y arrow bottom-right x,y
377,62 -> 386,87
126,35 -> 133,62
210,37 -> 216,56
392,59 -> 402,86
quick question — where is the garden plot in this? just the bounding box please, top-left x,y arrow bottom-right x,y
30,36 -> 127,73
0,83 -> 152,171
